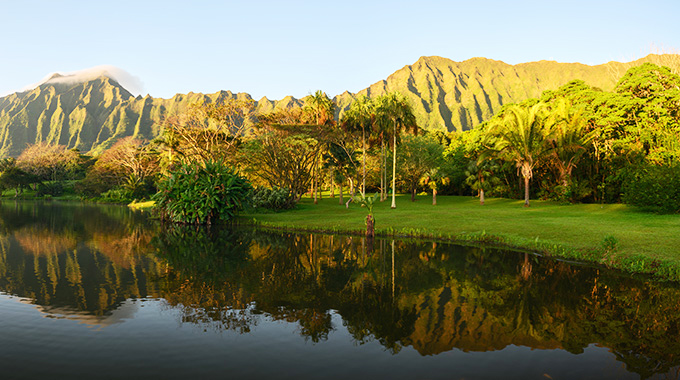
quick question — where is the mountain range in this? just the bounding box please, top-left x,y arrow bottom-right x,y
0,54 -> 678,157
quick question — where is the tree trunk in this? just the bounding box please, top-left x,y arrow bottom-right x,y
339,180 -> 344,205
330,169 -> 335,198
313,160 -> 318,204
391,122 -> 397,209
524,175 -> 530,207
480,189 -> 485,205
433,189 -> 437,205
380,141 -> 385,201
362,128 -> 366,196
366,214 -> 375,237
411,188 -> 416,202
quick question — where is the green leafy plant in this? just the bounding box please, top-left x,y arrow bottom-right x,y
153,160 -> 252,225
623,164 -> 680,213
250,186 -> 296,211
353,192 -> 379,236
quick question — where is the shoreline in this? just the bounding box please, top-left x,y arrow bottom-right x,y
242,195 -> 680,281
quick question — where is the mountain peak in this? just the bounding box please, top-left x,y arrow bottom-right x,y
21,65 -> 143,96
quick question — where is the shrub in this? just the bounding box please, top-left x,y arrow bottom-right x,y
37,181 -> 64,197
623,164 -> 680,213
99,188 -> 135,204
250,186 -> 296,211
153,160 -> 252,224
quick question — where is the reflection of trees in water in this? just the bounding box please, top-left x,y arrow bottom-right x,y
0,201 -> 164,316
13,226 -> 78,256
152,227 -> 680,378
2,202 -> 680,379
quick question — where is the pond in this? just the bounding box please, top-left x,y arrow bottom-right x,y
0,201 -> 679,379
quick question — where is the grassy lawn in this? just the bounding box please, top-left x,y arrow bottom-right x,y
244,194 -> 680,279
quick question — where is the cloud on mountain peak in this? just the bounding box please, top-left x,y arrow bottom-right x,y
21,65 -> 144,95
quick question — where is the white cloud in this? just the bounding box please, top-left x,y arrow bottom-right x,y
19,65 -> 144,95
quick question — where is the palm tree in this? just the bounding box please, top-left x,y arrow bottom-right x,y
304,90 -> 335,126
375,92 -> 417,209
546,100 -> 593,192
464,159 -> 500,205
420,168 -> 449,205
303,90 -> 336,204
341,95 -> 374,196
485,103 -> 551,207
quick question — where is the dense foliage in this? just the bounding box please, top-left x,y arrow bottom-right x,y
153,160 -> 252,224
623,164 -> 680,213
250,186 -> 296,211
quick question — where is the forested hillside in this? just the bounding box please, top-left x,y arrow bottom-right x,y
0,54 -> 677,157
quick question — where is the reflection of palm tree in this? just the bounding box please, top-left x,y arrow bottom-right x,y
520,252 -> 533,281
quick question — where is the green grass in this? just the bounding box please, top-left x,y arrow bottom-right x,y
243,194 -> 680,280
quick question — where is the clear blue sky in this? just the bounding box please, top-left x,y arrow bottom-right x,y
1,0 -> 678,100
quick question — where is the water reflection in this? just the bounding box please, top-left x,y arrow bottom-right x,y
0,201 -> 679,378
0,201 -> 163,319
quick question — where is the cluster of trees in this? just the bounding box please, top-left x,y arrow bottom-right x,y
0,62 -> 677,214
471,62 -> 680,210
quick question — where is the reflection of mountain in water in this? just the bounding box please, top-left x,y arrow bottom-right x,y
0,201 -> 163,318
9,296 -> 141,328
1,202 -> 680,378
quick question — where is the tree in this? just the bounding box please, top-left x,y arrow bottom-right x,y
397,135 -> 444,201
324,140 -> 358,205
159,97 -> 255,166
244,108 -> 335,201
353,192 -> 379,237
0,164 -> 32,197
341,95 -> 375,195
545,100 -> 593,199
465,159 -> 501,205
304,90 -> 336,126
485,103 -> 552,207
302,91 -> 336,204
420,168 -> 449,205
82,137 -> 159,198
16,143 -> 82,183
375,92 -> 418,209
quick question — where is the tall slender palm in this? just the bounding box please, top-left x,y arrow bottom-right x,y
304,90 -> 336,204
375,92 -> 417,209
340,95 -> 374,196
485,103 -> 551,207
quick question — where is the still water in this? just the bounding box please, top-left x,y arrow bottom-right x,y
0,201 -> 678,379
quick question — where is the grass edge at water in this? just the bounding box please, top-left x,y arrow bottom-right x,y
240,195 -> 680,281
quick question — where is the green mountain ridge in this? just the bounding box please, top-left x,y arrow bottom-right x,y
0,54 -> 677,157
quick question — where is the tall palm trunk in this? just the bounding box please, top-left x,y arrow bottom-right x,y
381,141 -> 386,201
362,128 -> 366,196
313,158 -> 318,204
391,121 -> 397,209
480,177 -> 485,205
432,189 -> 437,205
339,179 -> 344,205
524,176 -> 530,207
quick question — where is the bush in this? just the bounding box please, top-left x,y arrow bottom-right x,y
623,164 -> 680,213
37,181 -> 64,197
152,160 -> 252,224
99,188 -> 135,203
250,186 -> 296,211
